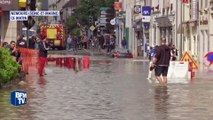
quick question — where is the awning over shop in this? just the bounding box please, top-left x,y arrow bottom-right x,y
177,20 -> 198,34
155,16 -> 173,27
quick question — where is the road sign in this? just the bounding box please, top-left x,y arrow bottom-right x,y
100,18 -> 111,23
99,8 -> 115,31
143,22 -> 150,30
134,5 -> 141,14
142,6 -> 151,22
181,52 -> 198,70
110,18 -> 115,25
89,25 -> 95,31
114,2 -> 122,10
101,11 -> 107,15
204,51 -> 213,66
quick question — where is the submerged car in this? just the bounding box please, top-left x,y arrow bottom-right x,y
111,49 -> 133,58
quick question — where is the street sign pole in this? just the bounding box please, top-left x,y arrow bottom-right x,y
180,0 -> 183,59
26,4 -> 29,48
27,26 -> 29,48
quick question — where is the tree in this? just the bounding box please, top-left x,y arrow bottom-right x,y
66,16 -> 77,33
76,0 -> 116,25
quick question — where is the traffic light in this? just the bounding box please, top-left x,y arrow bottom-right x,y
19,0 -> 27,10
30,0 -> 36,10
23,16 -> 35,29
19,0 -> 36,10
89,16 -> 93,24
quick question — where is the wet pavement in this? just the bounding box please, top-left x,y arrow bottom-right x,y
1,56 -> 213,120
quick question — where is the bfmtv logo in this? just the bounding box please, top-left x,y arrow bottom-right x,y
11,90 -> 27,106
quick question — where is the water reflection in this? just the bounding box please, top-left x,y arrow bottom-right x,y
38,77 -> 46,86
1,57 -> 213,120
154,86 -> 169,120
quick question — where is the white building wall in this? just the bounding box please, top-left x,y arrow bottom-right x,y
198,0 -> 213,70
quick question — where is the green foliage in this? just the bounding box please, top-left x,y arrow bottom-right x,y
66,16 -> 78,33
0,48 -> 21,84
76,0 -> 116,25
72,28 -> 82,37
38,16 -> 43,22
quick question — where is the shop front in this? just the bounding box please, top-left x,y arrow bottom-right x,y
133,18 -> 143,57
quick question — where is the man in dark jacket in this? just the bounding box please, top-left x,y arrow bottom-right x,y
38,36 -> 49,77
16,35 -> 27,48
151,40 -> 171,86
28,35 -> 36,49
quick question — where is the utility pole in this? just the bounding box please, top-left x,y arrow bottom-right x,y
133,0 -> 136,57
180,0 -> 183,58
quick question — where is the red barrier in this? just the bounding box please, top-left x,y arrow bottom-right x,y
59,58 -> 63,67
63,57 -> 68,67
189,62 -> 195,79
83,56 -> 90,69
19,49 -> 90,74
19,48 -> 39,74
68,57 -> 75,69
56,58 -> 60,66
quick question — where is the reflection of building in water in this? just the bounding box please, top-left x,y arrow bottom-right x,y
154,86 -> 169,120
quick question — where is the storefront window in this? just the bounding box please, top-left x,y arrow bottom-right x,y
160,27 -> 166,40
169,27 -> 173,44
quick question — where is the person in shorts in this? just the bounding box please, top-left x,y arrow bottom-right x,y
151,39 -> 171,86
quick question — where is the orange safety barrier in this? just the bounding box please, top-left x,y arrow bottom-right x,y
189,62 -> 195,79
19,48 -> 91,75
19,48 -> 39,74
68,57 -> 75,69
83,56 -> 90,69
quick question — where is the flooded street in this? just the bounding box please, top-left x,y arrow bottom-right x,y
1,56 -> 213,120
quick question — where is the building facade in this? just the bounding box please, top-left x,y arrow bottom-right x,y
61,0 -> 79,23
48,0 -> 70,24
0,0 -> 21,43
123,0 -> 152,57
199,0 -> 213,70
181,0 -> 198,61
151,0 -> 177,47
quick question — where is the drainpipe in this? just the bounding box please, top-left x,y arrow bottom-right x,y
180,0 -> 183,59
